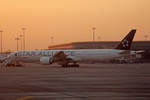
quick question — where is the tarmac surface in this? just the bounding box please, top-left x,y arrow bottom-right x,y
0,63 -> 150,100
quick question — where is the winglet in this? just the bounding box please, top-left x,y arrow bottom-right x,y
115,29 -> 136,50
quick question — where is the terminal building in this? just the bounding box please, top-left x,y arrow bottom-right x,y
48,41 -> 150,50
48,41 -> 150,60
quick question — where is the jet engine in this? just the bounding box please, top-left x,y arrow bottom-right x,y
40,56 -> 53,65
67,56 -> 80,62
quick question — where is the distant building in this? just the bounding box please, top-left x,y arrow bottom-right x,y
48,43 -> 73,50
48,41 -> 150,51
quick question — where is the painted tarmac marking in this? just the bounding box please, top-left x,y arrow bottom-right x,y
16,96 -> 34,100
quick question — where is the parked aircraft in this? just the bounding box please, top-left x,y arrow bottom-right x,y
1,29 -> 137,67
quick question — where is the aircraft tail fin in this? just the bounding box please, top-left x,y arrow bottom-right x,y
115,29 -> 136,50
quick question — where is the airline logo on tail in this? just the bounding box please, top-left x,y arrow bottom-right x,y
122,39 -> 129,47
115,29 -> 136,50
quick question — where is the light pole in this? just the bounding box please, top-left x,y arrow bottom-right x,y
15,37 -> 20,51
19,34 -> 23,50
50,36 -> 54,44
92,27 -> 96,41
22,28 -> 26,50
0,30 -> 3,53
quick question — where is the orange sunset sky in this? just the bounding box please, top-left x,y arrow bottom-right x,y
0,0 -> 150,51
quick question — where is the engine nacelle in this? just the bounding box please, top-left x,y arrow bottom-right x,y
67,56 -> 80,62
40,56 -> 53,65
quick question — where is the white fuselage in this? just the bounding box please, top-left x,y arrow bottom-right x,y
11,49 -> 135,63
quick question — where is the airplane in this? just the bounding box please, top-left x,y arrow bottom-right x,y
1,29 -> 138,67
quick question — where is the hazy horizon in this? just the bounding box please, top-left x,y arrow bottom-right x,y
0,0 -> 150,51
